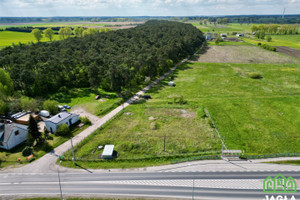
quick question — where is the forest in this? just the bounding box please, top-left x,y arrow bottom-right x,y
0,20 -> 204,98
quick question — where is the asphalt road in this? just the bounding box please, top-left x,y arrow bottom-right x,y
0,171 -> 299,199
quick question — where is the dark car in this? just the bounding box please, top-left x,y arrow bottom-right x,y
142,95 -> 152,99
63,105 -> 71,109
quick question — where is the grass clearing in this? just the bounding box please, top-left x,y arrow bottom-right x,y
50,88 -> 122,117
0,31 -> 61,49
62,104 -> 221,166
264,160 -> 300,165
194,46 -> 298,64
62,54 -> 300,168
190,23 -> 252,34
242,36 -> 300,50
146,62 -> 300,154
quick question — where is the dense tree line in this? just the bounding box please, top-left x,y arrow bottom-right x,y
0,20 -> 204,97
5,26 -> 64,33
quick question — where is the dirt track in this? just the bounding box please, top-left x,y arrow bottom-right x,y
275,46 -> 300,58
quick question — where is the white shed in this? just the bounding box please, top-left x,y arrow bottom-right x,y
102,145 -> 115,159
0,122 -> 28,150
168,81 -> 175,86
45,112 -> 79,133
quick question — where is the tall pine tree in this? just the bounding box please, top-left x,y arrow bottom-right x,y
27,115 -> 41,144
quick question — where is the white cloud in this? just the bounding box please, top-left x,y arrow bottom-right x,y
0,0 -> 299,16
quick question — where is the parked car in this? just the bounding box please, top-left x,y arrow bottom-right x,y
95,95 -> 100,100
58,105 -> 66,111
142,95 -> 152,99
63,105 -> 71,109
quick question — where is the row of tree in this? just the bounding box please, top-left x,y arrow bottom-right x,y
251,24 -> 299,34
31,27 -> 112,41
0,20 -> 205,98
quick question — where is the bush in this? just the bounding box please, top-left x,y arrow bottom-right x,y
215,37 -> 223,45
22,146 -> 33,156
255,31 -> 265,39
197,107 -> 206,119
261,43 -> 276,52
207,118 -> 215,128
43,100 -> 59,115
80,116 -> 91,125
232,32 -> 237,35
249,72 -> 263,79
266,36 -> 272,42
56,124 -> 70,136
257,42 -> 261,46
173,96 -> 187,105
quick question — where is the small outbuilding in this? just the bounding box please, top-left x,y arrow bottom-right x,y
0,122 -> 28,150
102,145 -> 115,159
45,112 -> 79,133
205,33 -> 213,40
236,33 -> 244,37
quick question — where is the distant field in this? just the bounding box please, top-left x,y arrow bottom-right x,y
0,31 -> 61,49
242,35 -> 300,50
195,46 -> 299,64
0,21 -> 144,28
190,23 -> 252,33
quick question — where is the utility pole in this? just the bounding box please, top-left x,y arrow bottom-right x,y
57,160 -> 63,200
71,137 -> 75,164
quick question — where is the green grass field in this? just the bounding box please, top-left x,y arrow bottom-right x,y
191,23 -> 252,33
145,62 -> 300,153
0,31 -> 61,49
265,160 -> 300,165
61,49 -> 300,168
242,35 -> 300,50
50,88 -> 122,117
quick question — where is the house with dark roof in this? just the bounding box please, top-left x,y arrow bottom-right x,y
45,112 -> 79,133
0,122 -> 28,150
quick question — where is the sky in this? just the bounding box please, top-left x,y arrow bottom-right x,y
0,0 -> 300,17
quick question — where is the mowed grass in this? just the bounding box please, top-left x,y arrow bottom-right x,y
145,62 -> 300,154
51,88 -> 122,117
191,23 -> 252,33
63,52 -> 300,169
242,35 -> 300,50
63,103 -> 220,160
265,160 -> 300,165
0,31 -> 61,49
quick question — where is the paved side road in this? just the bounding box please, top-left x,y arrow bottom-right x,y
0,45 -> 205,174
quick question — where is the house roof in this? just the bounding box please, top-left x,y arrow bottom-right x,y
0,123 -> 28,143
45,112 -> 78,124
